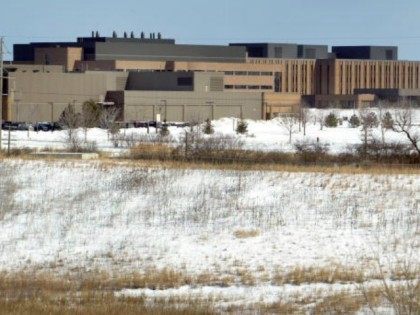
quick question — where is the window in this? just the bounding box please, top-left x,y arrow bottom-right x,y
224,85 -> 234,89
234,85 -> 247,89
177,77 -> 193,86
234,71 -> 247,75
224,71 -> 234,75
261,85 -> 273,90
247,85 -> 259,89
260,72 -> 273,76
247,71 -> 260,76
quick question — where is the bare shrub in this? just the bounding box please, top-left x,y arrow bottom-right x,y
360,256 -> 420,315
294,140 -> 330,163
177,131 -> 244,161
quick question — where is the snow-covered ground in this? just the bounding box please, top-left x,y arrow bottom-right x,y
0,159 -> 418,311
2,108 -> 420,154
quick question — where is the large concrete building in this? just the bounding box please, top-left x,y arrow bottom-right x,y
3,33 -> 420,122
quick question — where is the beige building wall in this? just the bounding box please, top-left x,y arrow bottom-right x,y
118,90 -> 264,122
263,93 -> 301,119
5,63 -> 64,73
325,59 -> 420,95
8,71 -> 128,122
34,47 -> 83,71
76,58 -> 318,95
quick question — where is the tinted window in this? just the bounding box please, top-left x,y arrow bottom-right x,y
177,77 -> 193,86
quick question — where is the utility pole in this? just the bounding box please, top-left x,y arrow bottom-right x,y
0,36 -> 4,151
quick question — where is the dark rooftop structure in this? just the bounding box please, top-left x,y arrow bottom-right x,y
229,43 -> 328,59
332,46 -> 398,60
14,32 -> 247,64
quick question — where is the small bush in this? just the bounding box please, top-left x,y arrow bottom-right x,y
382,111 -> 394,129
160,123 -> 170,137
294,140 -> 330,163
349,114 -> 361,128
324,112 -> 338,127
361,111 -> 379,128
236,119 -> 248,134
202,119 -> 214,135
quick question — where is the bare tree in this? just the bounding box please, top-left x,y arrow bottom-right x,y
81,100 -> 101,142
377,100 -> 391,145
299,102 -> 311,136
316,110 -> 326,130
59,104 -> 81,151
359,108 -> 379,156
277,114 -> 299,144
392,102 -> 420,154
99,106 -> 121,141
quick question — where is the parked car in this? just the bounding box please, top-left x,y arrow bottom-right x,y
34,122 -> 52,131
133,121 -> 149,128
17,122 -> 33,131
33,122 -> 62,132
2,121 -> 18,130
1,121 -> 32,131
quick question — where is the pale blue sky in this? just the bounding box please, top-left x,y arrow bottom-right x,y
1,0 -> 420,60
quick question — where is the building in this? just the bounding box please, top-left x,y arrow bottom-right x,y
230,43 -> 328,59
4,33 -> 420,122
332,46 -> 398,61
5,68 -> 300,122
14,34 -> 246,70
314,58 -> 420,107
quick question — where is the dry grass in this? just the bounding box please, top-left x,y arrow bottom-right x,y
0,268 -> 237,294
233,229 -> 260,239
313,290 -> 376,314
273,264 -> 365,286
0,293 -> 213,315
0,268 -> 418,314
129,143 -> 174,160
3,154 -> 418,176
0,271 -> 215,315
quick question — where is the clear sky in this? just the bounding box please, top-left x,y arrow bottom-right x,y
1,0 -> 420,60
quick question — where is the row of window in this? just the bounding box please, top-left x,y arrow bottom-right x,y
224,85 -> 273,90
224,71 -> 274,76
